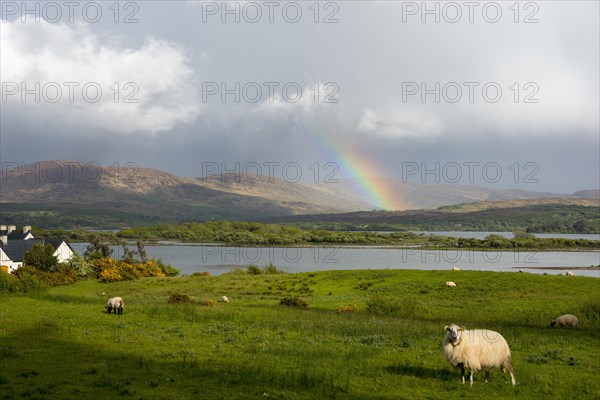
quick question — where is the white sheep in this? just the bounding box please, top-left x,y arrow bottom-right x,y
443,324 -> 516,386
550,314 -> 579,327
446,281 -> 457,287
452,267 -> 461,271
566,271 -> 574,276
518,269 -> 524,273
221,296 -> 230,303
105,297 -> 124,315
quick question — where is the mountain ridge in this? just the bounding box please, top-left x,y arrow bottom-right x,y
0,160 -> 597,228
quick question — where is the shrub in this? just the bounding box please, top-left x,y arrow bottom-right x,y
12,265 -> 77,286
68,255 -> 92,277
279,296 -> 308,308
263,263 -> 285,274
19,272 -> 49,292
247,265 -> 263,275
2,270 -> 49,293
246,263 -> 285,275
192,271 -> 211,277
98,268 -> 122,283
514,231 -> 535,239
198,299 -> 216,307
92,258 -> 168,283
356,282 -> 373,290
0,270 -> 18,293
168,293 -> 193,304
39,265 -> 77,286
336,303 -> 358,313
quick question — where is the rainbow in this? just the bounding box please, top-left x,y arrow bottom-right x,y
309,130 -> 403,211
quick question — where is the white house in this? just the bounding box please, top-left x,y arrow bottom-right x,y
0,246 -> 14,273
0,225 -> 75,273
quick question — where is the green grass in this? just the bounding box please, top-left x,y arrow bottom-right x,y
1,270 -> 599,399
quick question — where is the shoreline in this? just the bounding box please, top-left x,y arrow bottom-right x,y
514,266 -> 600,271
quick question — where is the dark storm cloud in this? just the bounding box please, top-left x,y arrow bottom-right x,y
1,1 -> 598,193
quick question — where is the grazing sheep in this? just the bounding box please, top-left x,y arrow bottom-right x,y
446,281 -> 457,287
518,269 -> 524,273
452,267 -> 461,271
443,324 -> 516,386
566,271 -> 574,276
550,314 -> 579,327
105,297 -> 124,315
221,296 -> 230,303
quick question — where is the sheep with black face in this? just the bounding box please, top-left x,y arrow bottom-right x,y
550,314 -> 579,327
106,297 -> 124,315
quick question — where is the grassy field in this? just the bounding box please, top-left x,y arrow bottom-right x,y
1,269 -> 599,399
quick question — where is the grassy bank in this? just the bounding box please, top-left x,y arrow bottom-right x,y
1,270 -> 599,399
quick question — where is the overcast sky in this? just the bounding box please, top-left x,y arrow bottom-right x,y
1,1 -> 598,193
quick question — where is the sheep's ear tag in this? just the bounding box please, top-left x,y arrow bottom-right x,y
460,326 -> 465,331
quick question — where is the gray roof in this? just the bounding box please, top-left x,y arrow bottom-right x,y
0,238 -> 74,262
0,229 -> 33,241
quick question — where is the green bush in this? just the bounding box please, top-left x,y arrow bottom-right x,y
168,293 -> 193,304
0,270 -> 18,293
247,265 -> 263,275
246,263 -> 285,275
279,296 -> 308,308
13,265 -> 77,287
198,299 -> 216,307
2,270 -> 49,293
263,263 -> 285,274
67,255 -> 92,277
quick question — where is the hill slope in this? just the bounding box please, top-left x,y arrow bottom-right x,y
0,161 -> 597,229
326,177 -> 572,210
0,161 -> 369,228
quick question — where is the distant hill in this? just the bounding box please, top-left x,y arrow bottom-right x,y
195,174 -> 371,212
0,160 -> 597,229
438,198 -> 600,212
262,200 -> 600,234
0,161 -> 369,228
321,178 -> 571,210
195,174 -> 592,211
571,190 -> 600,200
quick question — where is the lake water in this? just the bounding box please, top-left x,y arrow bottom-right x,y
72,243 -> 600,278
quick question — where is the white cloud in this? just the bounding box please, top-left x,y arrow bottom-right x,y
252,82 -> 339,114
357,108 -> 444,139
1,20 -> 201,134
